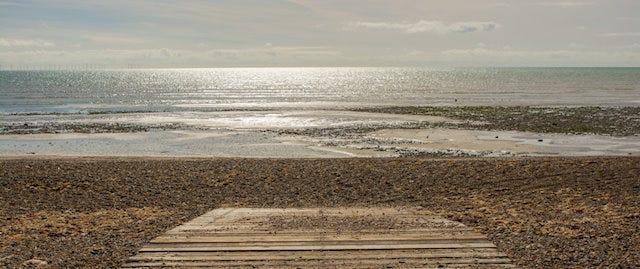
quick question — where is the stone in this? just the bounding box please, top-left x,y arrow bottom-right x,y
22,259 -> 47,267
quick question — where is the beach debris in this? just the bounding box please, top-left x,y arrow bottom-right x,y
0,122 -> 193,135
21,259 -> 47,267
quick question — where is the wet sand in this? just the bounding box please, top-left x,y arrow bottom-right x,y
2,127 -> 638,158
1,156 -> 638,268
367,128 -> 640,156
2,109 -> 639,157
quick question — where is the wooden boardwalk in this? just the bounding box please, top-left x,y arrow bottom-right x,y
122,208 -> 513,268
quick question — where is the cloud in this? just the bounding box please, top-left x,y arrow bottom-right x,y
85,34 -> 146,45
0,46 -> 346,68
602,32 -> 640,37
439,47 -> 640,66
0,38 -> 54,47
350,20 -> 500,34
538,1 -> 594,7
625,43 -> 640,49
0,1 -> 22,6
448,22 -> 499,33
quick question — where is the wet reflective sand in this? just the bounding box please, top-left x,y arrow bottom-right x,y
2,110 -> 638,157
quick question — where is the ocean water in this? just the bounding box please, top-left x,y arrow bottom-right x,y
1,67 -> 639,115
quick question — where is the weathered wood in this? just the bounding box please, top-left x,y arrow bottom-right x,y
122,207 -> 513,268
162,228 -> 476,235
122,258 -> 515,268
146,239 -> 490,247
127,249 -> 507,261
151,233 -> 487,243
140,242 -> 498,252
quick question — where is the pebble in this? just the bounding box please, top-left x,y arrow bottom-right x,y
22,259 -> 47,267
2,157 -> 638,268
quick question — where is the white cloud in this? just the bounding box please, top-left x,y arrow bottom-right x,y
602,32 -> 640,37
448,22 -> 499,33
0,1 -> 20,6
0,38 -> 54,47
85,34 -> 146,45
1,1 -> 638,67
440,47 -> 640,66
538,1 -> 595,7
625,43 -> 640,49
0,46 -> 346,68
350,20 -> 500,34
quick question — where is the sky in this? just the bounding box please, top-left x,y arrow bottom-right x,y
1,0 -> 639,68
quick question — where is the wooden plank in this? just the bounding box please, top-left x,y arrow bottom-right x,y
151,233 -> 487,243
122,258 -> 514,268
148,238 -> 488,246
139,242 -> 497,252
121,208 -> 513,268
124,265 -> 515,269
163,227 -> 477,235
128,249 -> 508,261
143,239 -> 491,248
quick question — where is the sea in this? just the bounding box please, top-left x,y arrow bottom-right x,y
1,67 -> 639,115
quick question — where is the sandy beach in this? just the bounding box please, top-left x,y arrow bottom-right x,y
1,156 -> 638,268
2,107 -> 639,268
3,1 -> 640,268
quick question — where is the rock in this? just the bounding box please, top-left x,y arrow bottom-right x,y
22,259 -> 47,267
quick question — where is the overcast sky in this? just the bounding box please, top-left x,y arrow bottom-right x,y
1,0 -> 639,68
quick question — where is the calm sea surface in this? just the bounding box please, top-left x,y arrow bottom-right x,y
1,67 -> 639,115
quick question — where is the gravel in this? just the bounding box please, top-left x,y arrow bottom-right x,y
1,156 -> 638,268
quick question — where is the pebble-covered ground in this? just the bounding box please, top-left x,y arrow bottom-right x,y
1,157 -> 639,268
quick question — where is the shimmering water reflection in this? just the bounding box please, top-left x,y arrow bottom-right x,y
1,67 -> 639,115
